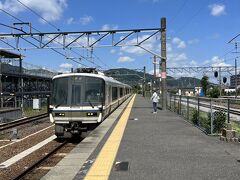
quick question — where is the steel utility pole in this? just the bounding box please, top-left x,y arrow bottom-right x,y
219,67 -> 222,97
161,17 -> 167,110
143,66 -> 146,97
153,56 -> 157,90
235,58 -> 238,98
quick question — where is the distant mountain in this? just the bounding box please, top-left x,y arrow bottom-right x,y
0,63 -> 56,78
104,68 -> 201,89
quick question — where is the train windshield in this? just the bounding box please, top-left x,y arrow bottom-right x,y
52,76 -> 104,107
52,77 -> 69,106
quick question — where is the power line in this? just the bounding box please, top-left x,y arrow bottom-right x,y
174,2 -> 206,35
169,0 -> 189,25
0,20 -> 88,67
16,0 -> 60,31
0,9 -> 96,68
16,0 -> 109,70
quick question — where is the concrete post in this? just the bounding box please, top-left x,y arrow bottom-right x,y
197,97 -> 200,126
210,98 -> 213,134
227,99 -> 230,123
179,95 -> 182,115
160,17 -> 167,110
187,96 -> 189,120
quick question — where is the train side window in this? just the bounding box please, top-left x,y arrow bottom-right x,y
112,87 -> 118,101
108,86 -> 111,104
120,88 -> 123,97
84,77 -> 104,106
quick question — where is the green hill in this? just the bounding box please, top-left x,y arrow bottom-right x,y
104,68 -> 201,89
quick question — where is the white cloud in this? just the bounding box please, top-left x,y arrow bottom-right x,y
208,4 -> 226,17
172,37 -> 186,49
120,35 -> 158,55
101,24 -> 118,31
59,63 -> 73,68
190,60 -> 197,66
118,56 -> 134,63
167,43 -> 172,52
178,41 -> 186,48
79,15 -> 94,25
174,53 -> 187,61
110,49 -> 116,54
66,15 -> 94,26
0,0 -> 67,22
203,56 -> 231,67
66,17 -> 74,25
118,52 -> 123,56
188,39 -> 199,45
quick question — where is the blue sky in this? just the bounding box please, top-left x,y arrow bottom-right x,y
0,0 -> 240,80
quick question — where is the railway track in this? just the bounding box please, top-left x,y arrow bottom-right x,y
171,99 -> 240,116
13,140 -> 67,180
0,113 -> 48,131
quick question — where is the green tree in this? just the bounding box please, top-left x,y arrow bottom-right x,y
209,86 -> 220,98
200,75 -> 209,96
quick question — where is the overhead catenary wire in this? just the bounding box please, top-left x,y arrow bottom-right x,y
15,0 -> 110,70
0,22 -> 88,67
0,9 -> 100,68
168,0 -> 236,69
174,1 -> 207,35
169,0 -> 189,25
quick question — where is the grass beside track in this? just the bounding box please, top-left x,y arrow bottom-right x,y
23,106 -> 47,117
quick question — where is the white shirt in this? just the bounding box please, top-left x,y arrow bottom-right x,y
151,92 -> 159,103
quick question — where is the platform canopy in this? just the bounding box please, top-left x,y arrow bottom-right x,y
0,49 -> 22,59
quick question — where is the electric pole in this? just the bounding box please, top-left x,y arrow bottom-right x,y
235,42 -> 238,98
143,66 -> 146,97
219,67 -> 222,97
235,58 -> 238,98
153,56 -> 157,90
161,17 -> 167,110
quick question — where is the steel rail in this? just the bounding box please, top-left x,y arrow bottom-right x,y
13,141 -> 67,180
172,98 -> 240,116
0,113 -> 48,131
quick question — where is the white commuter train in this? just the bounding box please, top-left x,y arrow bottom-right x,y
49,68 -> 132,138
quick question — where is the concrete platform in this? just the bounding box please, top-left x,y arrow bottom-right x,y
108,95 -> 240,180
44,95 -> 240,180
41,96 -> 132,180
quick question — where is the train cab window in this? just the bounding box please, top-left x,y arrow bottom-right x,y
112,87 -> 118,101
52,77 -> 69,106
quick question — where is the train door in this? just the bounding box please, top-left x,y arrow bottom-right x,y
71,76 -> 83,121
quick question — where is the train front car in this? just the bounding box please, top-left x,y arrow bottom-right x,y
49,73 -> 105,138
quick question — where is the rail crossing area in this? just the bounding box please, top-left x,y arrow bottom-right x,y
1,94 -> 240,179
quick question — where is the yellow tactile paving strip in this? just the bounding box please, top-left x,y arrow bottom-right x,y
84,94 -> 136,180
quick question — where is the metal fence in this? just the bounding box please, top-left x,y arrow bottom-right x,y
167,93 -> 240,137
0,97 -> 48,117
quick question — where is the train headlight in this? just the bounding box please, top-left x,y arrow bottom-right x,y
55,113 -> 65,117
86,112 -> 97,116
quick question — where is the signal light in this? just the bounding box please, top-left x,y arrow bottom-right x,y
223,77 -> 227,83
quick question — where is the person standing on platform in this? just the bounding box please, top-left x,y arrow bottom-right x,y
151,89 -> 159,113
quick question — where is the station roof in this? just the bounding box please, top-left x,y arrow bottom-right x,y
0,49 -> 22,59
